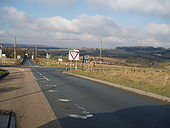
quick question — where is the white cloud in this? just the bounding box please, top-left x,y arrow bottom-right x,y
0,7 -> 31,21
0,7 -> 169,48
28,0 -> 76,8
87,0 -> 170,16
0,30 -> 5,35
144,23 -> 170,35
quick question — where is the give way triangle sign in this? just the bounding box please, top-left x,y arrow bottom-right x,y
69,50 -> 80,60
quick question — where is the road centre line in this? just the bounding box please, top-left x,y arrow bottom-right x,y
37,71 -> 42,76
32,68 -> 49,81
28,60 -> 32,66
42,75 -> 49,81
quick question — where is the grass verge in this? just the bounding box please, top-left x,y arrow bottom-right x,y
66,69 -> 170,97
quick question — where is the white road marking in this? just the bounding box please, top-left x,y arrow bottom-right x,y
77,106 -> 86,111
58,99 -> 70,102
86,114 -> 93,117
37,71 -> 42,76
28,60 -> 32,66
32,68 -> 49,81
48,90 -> 58,93
42,75 -> 49,81
36,78 -> 45,80
72,103 -> 93,119
68,114 -> 93,120
83,111 -> 90,114
19,69 -> 25,71
69,114 -> 88,120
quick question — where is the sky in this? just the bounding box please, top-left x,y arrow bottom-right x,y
0,0 -> 170,48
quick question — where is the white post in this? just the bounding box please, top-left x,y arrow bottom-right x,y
70,60 -> 72,69
75,60 -> 78,70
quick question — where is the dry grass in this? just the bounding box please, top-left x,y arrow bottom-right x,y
37,58 -> 126,69
67,68 -> 170,97
0,58 -> 20,65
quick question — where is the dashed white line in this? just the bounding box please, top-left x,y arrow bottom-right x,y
37,71 -> 42,76
42,75 -> 49,81
28,60 -> 32,66
33,69 -> 49,81
36,78 -> 45,80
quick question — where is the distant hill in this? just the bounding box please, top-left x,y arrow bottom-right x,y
0,43 -> 63,49
115,46 -> 166,51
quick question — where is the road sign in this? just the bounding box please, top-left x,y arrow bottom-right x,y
83,55 -> 90,63
69,50 -> 79,61
58,58 -> 63,62
17,55 -> 21,59
46,53 -> 50,59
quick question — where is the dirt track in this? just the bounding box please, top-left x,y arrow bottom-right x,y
0,67 -> 59,128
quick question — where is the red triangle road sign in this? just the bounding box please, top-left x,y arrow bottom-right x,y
69,50 -> 79,60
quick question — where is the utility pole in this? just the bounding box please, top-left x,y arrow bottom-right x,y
14,37 -> 16,62
35,44 -> 38,59
100,36 -> 102,62
35,43 -> 38,63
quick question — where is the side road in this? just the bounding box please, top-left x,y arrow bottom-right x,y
0,67 -> 59,128
63,72 -> 170,103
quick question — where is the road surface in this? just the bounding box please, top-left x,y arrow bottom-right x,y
1,58 -> 170,128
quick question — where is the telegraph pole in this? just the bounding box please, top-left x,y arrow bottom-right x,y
35,44 -> 38,59
14,37 -> 16,62
35,43 -> 38,63
100,36 -> 102,62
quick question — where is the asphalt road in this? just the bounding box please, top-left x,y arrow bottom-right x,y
3,58 -> 170,128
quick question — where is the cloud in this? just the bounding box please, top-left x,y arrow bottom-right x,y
144,23 -> 170,35
28,0 -> 76,8
87,0 -> 170,17
0,7 -> 31,21
0,7 -> 169,48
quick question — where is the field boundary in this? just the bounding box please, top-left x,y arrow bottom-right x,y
63,71 -> 170,103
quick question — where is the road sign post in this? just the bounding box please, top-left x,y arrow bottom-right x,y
46,53 -> 50,66
0,45 -> 2,58
69,50 -> 79,70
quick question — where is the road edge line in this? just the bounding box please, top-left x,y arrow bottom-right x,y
63,71 -> 170,103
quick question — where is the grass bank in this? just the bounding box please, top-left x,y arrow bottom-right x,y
0,58 -> 22,65
0,69 -> 9,79
66,68 -> 170,97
